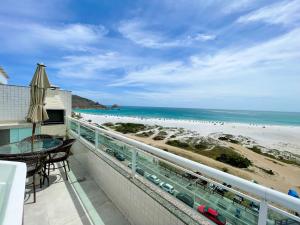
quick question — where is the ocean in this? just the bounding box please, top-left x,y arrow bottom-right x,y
74,106 -> 300,126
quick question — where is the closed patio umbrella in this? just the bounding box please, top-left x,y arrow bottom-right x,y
27,63 -> 51,141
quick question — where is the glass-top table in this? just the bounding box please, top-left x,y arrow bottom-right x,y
0,138 -> 63,156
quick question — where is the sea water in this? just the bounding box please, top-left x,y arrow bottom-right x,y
74,106 -> 300,126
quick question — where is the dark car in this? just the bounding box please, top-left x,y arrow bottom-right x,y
215,186 -> 226,196
233,195 -> 244,204
249,202 -> 260,212
114,152 -> 125,161
176,192 -> 194,208
106,148 -> 114,156
128,163 -> 145,176
136,167 -> 145,176
183,173 -> 197,180
197,205 -> 226,225
196,179 -> 208,186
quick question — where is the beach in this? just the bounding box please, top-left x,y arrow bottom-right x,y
79,113 -> 300,193
80,113 -> 300,154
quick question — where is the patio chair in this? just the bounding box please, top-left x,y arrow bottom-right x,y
2,153 -> 48,203
45,139 -> 76,180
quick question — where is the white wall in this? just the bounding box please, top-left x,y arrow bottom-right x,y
0,74 -> 8,84
0,84 -> 71,122
71,139 -> 188,225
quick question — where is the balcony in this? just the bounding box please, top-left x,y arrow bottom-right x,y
23,154 -> 131,225
66,117 -> 300,225
1,116 -> 300,225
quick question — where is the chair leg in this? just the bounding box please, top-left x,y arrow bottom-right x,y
63,161 -> 68,180
33,174 -> 36,203
66,159 -> 70,171
39,172 -> 42,189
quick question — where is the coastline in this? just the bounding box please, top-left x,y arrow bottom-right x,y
80,113 -> 300,155
77,112 -> 300,193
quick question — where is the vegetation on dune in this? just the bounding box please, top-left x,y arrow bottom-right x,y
153,131 -> 168,140
102,122 -> 114,127
114,123 -> 147,134
218,135 -> 240,144
248,146 -> 300,167
136,130 -> 155,137
255,166 -> 275,175
167,140 -> 252,168
166,139 -> 190,149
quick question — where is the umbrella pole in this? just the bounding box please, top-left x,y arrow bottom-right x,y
32,122 -> 36,143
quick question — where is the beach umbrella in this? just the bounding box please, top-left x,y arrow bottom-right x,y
26,63 -> 51,141
288,189 -> 299,198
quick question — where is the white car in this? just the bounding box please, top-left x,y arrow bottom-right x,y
159,182 -> 175,194
147,175 -> 161,185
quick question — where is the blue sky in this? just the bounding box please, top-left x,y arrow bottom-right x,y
1,0 -> 300,112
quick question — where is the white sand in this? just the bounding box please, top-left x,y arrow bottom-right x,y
81,113 -> 300,155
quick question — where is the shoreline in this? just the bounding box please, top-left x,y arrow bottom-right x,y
80,113 -> 300,155
74,109 -> 300,127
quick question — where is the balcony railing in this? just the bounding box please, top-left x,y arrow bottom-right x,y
67,116 -> 300,225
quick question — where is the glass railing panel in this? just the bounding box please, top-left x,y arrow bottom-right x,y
70,121 -> 78,134
97,132 -> 135,168
267,207 -> 300,225
134,150 -> 258,225
79,125 -> 95,144
66,118 -> 298,224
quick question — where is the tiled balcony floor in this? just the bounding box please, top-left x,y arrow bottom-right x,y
23,156 -> 131,225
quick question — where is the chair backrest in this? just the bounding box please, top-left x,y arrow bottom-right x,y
21,134 -> 53,142
53,139 -> 76,156
2,153 -> 46,174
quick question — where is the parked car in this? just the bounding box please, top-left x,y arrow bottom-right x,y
182,171 -> 201,180
147,175 -> 161,185
249,202 -> 260,212
196,179 -> 208,186
159,182 -> 175,194
136,167 -> 145,176
197,205 -> 226,225
233,195 -> 244,204
106,148 -> 114,156
128,163 -> 145,176
182,173 -> 197,180
176,192 -> 194,208
114,152 -> 125,161
215,186 -> 226,196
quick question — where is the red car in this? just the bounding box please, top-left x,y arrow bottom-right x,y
197,205 -> 226,225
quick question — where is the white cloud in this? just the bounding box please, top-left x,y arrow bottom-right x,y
222,0 -> 257,14
110,28 -> 300,101
53,52 -> 143,79
237,0 -> 300,26
118,20 -> 215,48
0,21 -> 107,52
190,33 -> 216,41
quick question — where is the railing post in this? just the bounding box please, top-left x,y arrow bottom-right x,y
258,200 -> 268,225
95,130 -> 98,151
132,148 -> 137,178
77,122 -> 80,137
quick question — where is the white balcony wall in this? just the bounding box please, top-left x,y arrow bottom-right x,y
0,84 -> 71,122
71,139 -> 187,225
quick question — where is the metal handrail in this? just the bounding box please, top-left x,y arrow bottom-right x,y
67,116 -> 300,214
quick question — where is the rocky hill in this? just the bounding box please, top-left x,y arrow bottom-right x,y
72,95 -> 107,109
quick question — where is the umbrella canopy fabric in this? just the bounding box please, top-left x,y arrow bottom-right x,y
27,63 -> 51,123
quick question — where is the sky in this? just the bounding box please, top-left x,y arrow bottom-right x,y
1,0 -> 300,112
